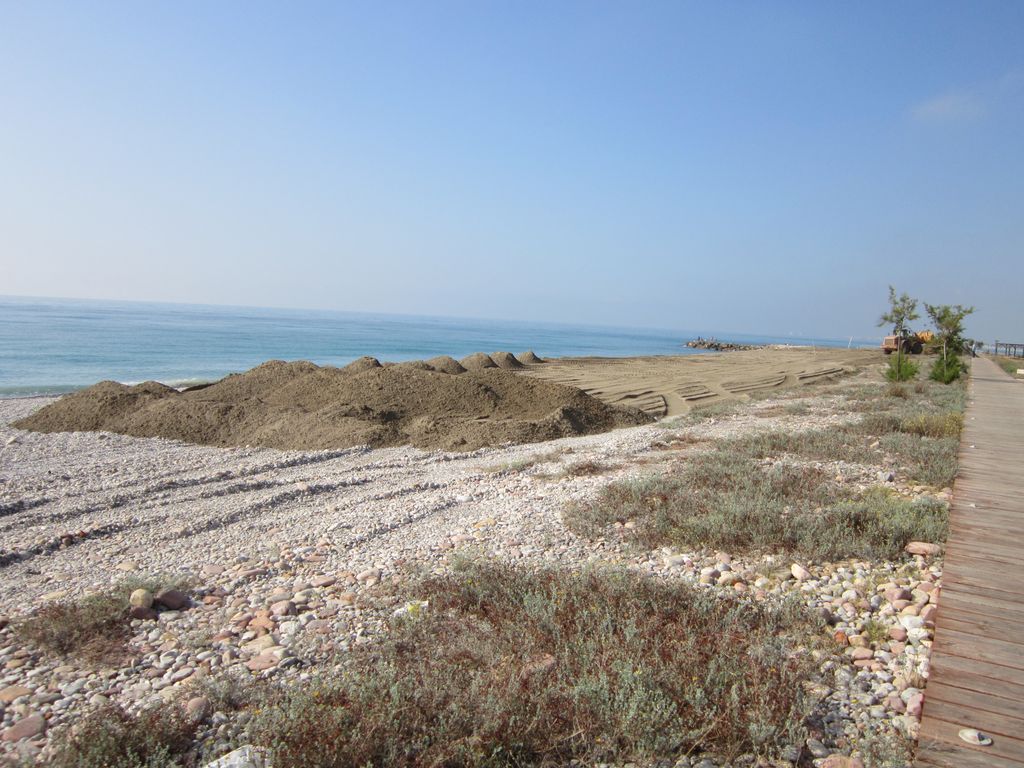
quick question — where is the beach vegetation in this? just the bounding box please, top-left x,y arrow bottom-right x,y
566,454 -> 946,560
247,559 -> 823,766
567,376 -> 961,556
48,702 -> 197,768
878,286 -> 920,382
995,356 -> 1024,378
884,355 -> 919,382
17,574 -> 192,663
560,459 -> 611,477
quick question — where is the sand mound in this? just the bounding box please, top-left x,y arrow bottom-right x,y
519,350 -> 545,364
425,356 -> 467,374
460,352 -> 497,370
344,356 -> 383,373
16,362 -> 651,452
491,351 -> 526,370
394,360 -> 435,371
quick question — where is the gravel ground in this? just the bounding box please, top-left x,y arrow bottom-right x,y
0,377 -> 946,767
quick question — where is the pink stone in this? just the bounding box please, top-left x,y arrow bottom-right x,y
2,714 -> 46,742
886,694 -> 906,712
822,757 -> 865,768
270,600 -> 296,617
905,541 -> 941,557
885,588 -> 912,603
907,692 -> 924,717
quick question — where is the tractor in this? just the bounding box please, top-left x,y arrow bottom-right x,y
881,329 -> 933,355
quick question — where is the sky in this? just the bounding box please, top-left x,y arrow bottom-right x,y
1,2 -> 1022,341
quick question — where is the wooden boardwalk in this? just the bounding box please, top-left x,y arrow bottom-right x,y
916,356 -> 1024,767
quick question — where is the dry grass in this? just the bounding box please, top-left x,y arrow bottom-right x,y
566,377 -> 961,558
48,702 -> 198,768
247,560 -> 823,766
994,355 -> 1024,378
17,575 -> 192,663
559,459 -> 611,477
566,451 -> 947,560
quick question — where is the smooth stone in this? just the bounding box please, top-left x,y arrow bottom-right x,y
2,713 -> 46,742
154,589 -> 189,610
905,541 -> 941,557
0,685 -> 31,704
129,588 -> 153,608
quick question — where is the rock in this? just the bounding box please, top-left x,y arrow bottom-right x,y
356,568 -> 381,584
243,635 -> 277,653
311,576 -> 336,588
129,588 -> 154,608
2,713 -> 46,742
907,692 -> 924,717
185,695 -> 211,722
885,587 -> 912,603
849,647 -> 874,661
791,563 -> 811,581
201,745 -> 271,768
115,561 -> 139,572
905,541 -> 941,557
168,666 -> 195,683
154,589 -> 189,610
129,605 -> 159,621
270,600 -> 296,617
821,757 -> 865,768
245,654 -> 278,672
0,685 -> 31,704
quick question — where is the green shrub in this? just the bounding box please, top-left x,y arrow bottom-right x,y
49,703 -> 198,768
929,355 -> 966,384
566,447 -> 946,560
249,561 -> 823,766
885,356 -> 918,382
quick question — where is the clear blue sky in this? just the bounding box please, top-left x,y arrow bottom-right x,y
2,2 -> 1021,341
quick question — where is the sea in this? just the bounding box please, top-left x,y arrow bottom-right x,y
0,296 -> 877,397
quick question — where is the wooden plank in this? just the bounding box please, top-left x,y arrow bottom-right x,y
928,657 -> 1024,701
925,680 -> 1024,720
917,738 -> 1024,768
916,356 -> 1024,767
937,582 -> 1024,616
938,615 -> 1024,646
919,699 -> 1024,762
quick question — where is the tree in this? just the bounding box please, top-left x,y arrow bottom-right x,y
925,302 -> 974,382
878,286 -> 920,381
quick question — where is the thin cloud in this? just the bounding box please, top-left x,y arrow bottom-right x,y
911,69 -> 1023,123
911,89 -> 984,122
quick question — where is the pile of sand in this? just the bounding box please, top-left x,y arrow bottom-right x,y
16,359 -> 650,452
491,351 -> 525,370
520,350 -> 546,364
460,352 -> 497,370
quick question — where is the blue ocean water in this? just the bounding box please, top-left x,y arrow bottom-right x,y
0,296 -> 876,397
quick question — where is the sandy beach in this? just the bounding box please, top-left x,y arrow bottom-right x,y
0,348 -> 953,765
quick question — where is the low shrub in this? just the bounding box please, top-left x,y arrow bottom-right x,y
249,561 -> 823,766
49,703 -> 198,768
566,450 -> 946,560
885,356 -> 918,382
18,574 -> 192,663
929,355 -> 966,384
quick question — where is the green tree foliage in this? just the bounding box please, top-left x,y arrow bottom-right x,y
879,287 -> 920,381
924,303 -> 974,383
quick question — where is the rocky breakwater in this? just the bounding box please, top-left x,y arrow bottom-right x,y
686,337 -> 760,352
